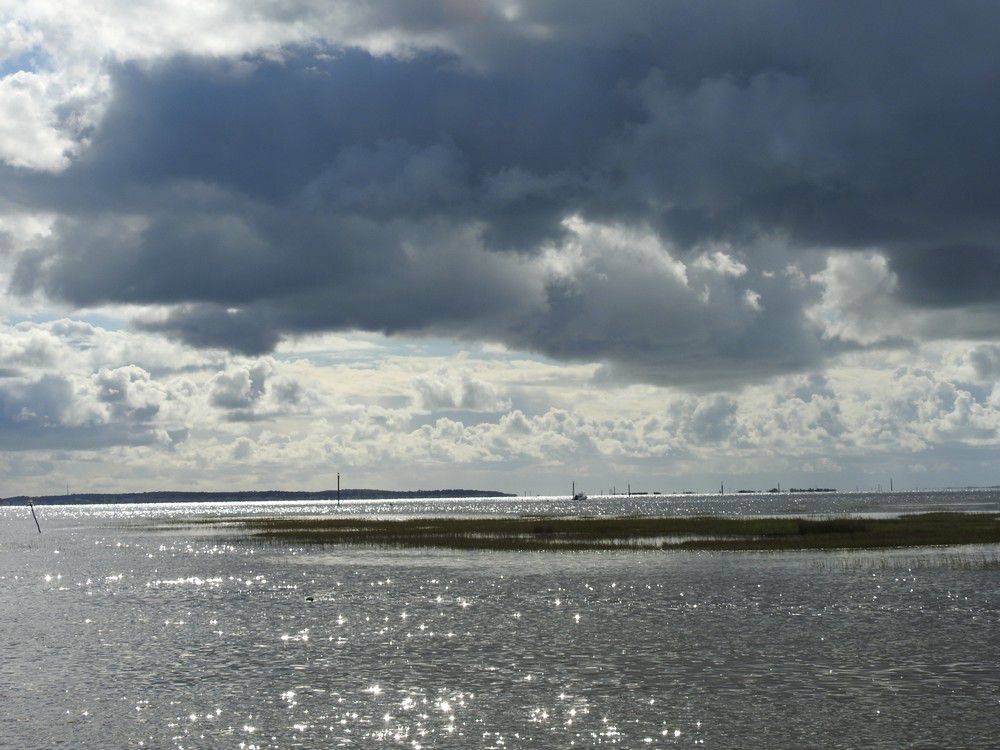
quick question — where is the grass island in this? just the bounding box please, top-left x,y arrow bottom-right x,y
168,512 -> 1000,552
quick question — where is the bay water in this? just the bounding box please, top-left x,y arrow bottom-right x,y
2,491 -> 998,748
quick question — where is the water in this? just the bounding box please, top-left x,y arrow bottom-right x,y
2,491 -> 999,748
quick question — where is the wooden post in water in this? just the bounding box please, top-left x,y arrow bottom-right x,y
29,502 -> 41,533
337,472 -> 340,507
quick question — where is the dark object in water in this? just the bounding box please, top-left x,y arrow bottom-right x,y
29,502 -> 41,533
305,596 -> 314,602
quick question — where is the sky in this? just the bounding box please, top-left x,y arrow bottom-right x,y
2,1 -> 1000,496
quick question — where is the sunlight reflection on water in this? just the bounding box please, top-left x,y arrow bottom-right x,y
1,491 -> 999,748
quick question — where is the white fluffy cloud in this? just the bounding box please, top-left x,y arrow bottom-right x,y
807,253 -> 901,345
0,71 -> 77,170
412,369 -> 510,412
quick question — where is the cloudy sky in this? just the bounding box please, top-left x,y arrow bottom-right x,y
2,1 -> 1000,496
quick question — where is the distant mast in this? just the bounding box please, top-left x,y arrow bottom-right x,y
720,481 -> 724,495
337,472 -> 340,507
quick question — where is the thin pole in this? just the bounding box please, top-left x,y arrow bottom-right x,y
337,472 -> 340,507
29,502 -> 41,534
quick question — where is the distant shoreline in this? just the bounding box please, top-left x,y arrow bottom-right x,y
0,489 -> 515,507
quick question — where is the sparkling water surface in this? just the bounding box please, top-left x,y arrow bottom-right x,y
2,491 -> 999,748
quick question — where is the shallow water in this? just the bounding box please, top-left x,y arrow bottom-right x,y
2,492 -> 999,748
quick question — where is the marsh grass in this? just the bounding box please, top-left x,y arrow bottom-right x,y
164,512 -> 1000,553
811,552 -> 1000,572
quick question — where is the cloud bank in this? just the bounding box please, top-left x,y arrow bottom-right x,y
3,319 -> 1000,494
1,1 -> 998,390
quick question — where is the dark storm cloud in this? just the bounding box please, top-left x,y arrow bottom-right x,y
6,1 -> 1000,385
891,247 -> 1000,308
60,47 -> 635,220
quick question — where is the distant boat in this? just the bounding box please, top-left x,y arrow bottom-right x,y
572,481 -> 588,502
